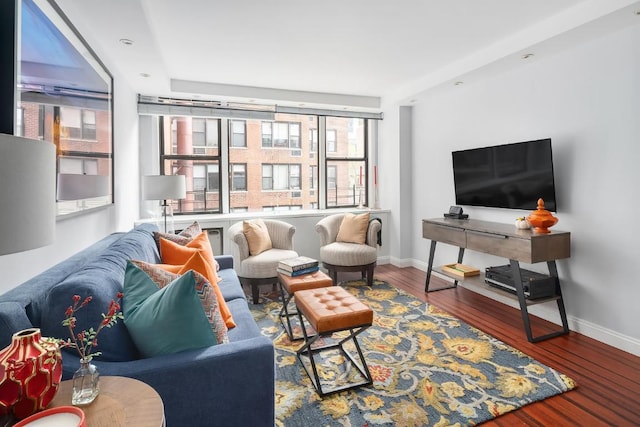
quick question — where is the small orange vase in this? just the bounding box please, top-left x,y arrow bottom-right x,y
527,198 -> 558,234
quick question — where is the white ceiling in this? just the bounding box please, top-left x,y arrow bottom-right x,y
55,0 -> 640,109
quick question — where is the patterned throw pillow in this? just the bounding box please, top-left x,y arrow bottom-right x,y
129,259 -> 229,345
153,220 -> 201,249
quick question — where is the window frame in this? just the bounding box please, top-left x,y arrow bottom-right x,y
155,112 -> 373,214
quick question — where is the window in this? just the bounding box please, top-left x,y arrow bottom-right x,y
231,163 -> 246,191
160,116 -> 221,213
309,165 -> 317,189
61,108 -> 97,140
230,120 -> 246,147
325,117 -> 367,207
327,166 -> 336,190
192,118 -> 219,149
193,164 -> 219,200
261,122 -> 272,147
309,128 -> 318,153
263,121 -> 301,148
154,107 -> 375,213
326,129 -> 337,152
262,164 -> 301,190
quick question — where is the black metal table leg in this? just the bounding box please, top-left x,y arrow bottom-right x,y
510,259 -> 570,343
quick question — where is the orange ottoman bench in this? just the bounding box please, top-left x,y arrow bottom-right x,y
294,286 -> 373,397
278,271 -> 333,340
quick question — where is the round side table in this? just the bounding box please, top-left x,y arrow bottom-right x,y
48,376 -> 164,427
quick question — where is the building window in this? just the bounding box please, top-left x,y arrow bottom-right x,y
231,163 -> 247,191
263,121 -> 301,148
61,108 -> 97,140
309,165 -> 317,189
327,165 -> 336,190
309,128 -> 318,152
193,118 -> 219,148
230,120 -> 246,147
261,122 -> 272,147
262,164 -> 301,190
326,129 -> 337,152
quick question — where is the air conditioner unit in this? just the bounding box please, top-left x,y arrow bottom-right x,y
291,191 -> 301,198
290,149 -> 301,157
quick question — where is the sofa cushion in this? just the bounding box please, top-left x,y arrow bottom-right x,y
224,298 -> 262,343
39,224 -> 161,362
123,265 -> 216,357
41,270 -> 139,362
216,268 -> 247,302
159,234 -> 235,329
129,259 -> 229,345
0,302 -> 33,348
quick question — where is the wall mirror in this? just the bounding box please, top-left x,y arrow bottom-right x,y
18,0 -> 113,217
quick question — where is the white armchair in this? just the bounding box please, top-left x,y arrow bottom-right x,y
315,213 -> 381,286
228,219 -> 298,303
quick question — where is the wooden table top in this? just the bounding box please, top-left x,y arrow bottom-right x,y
48,376 -> 164,427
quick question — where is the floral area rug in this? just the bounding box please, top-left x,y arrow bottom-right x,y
250,280 -> 576,427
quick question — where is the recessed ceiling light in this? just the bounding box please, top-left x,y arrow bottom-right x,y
119,38 -> 134,46
454,81 -> 464,86
140,73 -> 150,78
522,53 -> 534,60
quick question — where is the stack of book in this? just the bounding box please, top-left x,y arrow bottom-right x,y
277,256 -> 319,277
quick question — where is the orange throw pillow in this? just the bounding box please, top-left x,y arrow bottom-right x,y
159,233 -> 236,328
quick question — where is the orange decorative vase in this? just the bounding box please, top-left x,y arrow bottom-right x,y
527,198 -> 558,234
0,328 -> 62,420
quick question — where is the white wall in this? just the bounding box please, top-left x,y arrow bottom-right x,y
382,24 -> 640,354
0,58 -> 140,294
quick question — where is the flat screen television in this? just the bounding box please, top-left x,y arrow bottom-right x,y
452,138 -> 557,212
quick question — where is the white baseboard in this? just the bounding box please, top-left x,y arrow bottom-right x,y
388,257 -> 640,357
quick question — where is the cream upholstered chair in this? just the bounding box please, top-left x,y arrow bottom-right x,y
228,219 -> 298,304
315,213 -> 381,286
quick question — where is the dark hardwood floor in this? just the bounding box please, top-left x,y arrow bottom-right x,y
364,264 -> 640,427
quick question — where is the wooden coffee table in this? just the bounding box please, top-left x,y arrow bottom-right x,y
48,376 -> 164,427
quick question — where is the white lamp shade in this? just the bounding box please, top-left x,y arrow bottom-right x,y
142,175 -> 186,201
57,173 -> 110,200
0,134 -> 56,255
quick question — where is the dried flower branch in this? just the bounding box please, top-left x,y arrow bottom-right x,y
60,292 -> 123,361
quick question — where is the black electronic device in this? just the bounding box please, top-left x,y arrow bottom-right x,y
444,205 -> 468,219
484,265 -> 557,300
452,138 -> 558,212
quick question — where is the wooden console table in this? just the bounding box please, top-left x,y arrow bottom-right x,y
422,218 -> 570,342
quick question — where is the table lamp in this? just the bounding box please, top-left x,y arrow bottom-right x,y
0,134 -> 56,256
142,175 -> 186,233
56,174 -> 110,201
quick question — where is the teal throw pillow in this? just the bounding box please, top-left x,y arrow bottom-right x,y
123,261 -> 216,358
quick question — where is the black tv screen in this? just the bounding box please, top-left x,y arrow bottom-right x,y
452,138 -> 557,212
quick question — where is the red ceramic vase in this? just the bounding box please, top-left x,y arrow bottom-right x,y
0,328 -> 63,420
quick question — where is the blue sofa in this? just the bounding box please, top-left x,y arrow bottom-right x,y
0,223 -> 275,427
